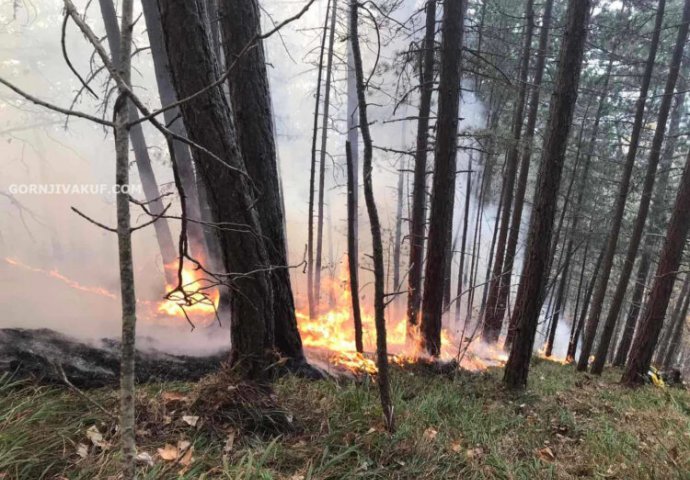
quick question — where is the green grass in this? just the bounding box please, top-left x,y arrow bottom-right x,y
2,361 -> 690,479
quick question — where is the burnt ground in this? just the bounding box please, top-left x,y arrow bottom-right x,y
0,328 -> 227,388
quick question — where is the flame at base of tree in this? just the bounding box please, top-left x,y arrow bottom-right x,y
4,256 -> 521,372
295,269 -> 510,373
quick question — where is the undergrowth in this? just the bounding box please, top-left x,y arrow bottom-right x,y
1,360 -> 690,479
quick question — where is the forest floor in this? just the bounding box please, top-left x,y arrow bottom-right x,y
2,358 -> 690,479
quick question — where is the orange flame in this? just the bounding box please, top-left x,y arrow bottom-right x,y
295,266 -> 509,373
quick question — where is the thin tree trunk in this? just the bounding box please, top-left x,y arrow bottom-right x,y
350,0 -> 394,431
220,0 -> 307,364
420,0 -> 464,356
577,0 -> 666,372
591,0 -> 690,374
566,240 -> 605,362
503,0 -> 591,389
307,0 -> 332,321
455,154 -> 473,323
622,146 -> 690,386
482,0 -> 534,343
407,0 -> 437,331
98,0 -> 176,285
393,155 -> 405,291
315,0 -> 339,313
346,141 -> 364,353
113,0 -> 136,475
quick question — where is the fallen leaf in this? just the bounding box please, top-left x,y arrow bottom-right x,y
423,427 -> 438,442
157,444 -> 178,461
162,391 -> 188,403
451,441 -> 463,453
182,415 -> 199,427
537,447 -> 555,461
136,452 -> 154,466
224,432 -> 235,453
76,443 -> 89,459
85,425 -> 108,449
178,445 -> 194,467
466,447 -> 483,459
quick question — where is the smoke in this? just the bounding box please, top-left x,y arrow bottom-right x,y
0,0 -> 512,356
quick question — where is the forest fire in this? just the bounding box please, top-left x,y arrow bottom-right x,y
4,256 -> 509,373
294,272 -> 509,374
157,262 -> 219,326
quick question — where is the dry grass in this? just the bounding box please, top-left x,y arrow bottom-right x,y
1,359 -> 690,479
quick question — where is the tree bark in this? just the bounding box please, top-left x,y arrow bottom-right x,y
577,0 -> 666,372
613,84 -> 687,367
502,0 -> 591,389
656,275 -> 690,364
662,282 -> 690,368
420,0 -> 464,356
622,146 -> 690,386
350,0 -> 394,431
407,0 -> 437,331
346,141 -> 364,353
501,0 -> 554,347
112,0 -> 136,475
482,0 -> 534,344
159,0 -> 274,379
591,0 -> 690,375
220,0 -> 306,364
140,0 -> 213,266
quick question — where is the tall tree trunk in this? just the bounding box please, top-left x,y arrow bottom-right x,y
502,0 -> 555,347
502,0 -> 591,389
407,0 -> 437,331
98,0 -> 176,284
307,0 -> 332,321
568,235 -> 590,357
656,275 -> 690,364
346,1 -> 360,324
613,84 -> 686,367
577,0 -> 666,372
622,146 -> 690,386
219,0 -> 307,364
662,282 -> 690,368
140,0 -> 213,267
346,141 -> 364,353
111,0 -> 136,475
314,0 -> 339,314
420,0 -> 464,356
350,0 -> 394,430
160,0 -> 274,379
455,154 -> 473,323
566,240 -> 605,362
482,0 -> 535,343
591,0 -> 690,374
393,155 -> 405,291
